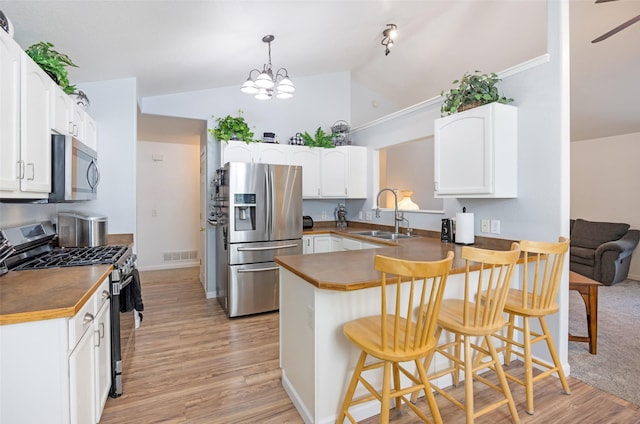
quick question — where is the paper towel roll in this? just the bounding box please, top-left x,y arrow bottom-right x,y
455,212 -> 475,245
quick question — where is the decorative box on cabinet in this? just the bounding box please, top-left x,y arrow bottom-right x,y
434,102 -> 517,198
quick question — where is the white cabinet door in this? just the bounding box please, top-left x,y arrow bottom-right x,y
313,235 -> 338,253
345,146 -> 367,198
51,84 -> 73,135
434,103 -> 517,198
341,237 -> 362,251
20,52 -> 52,195
290,146 -> 321,198
69,325 -> 96,424
84,113 -> 98,151
94,299 -> 111,423
302,235 -> 314,254
221,140 -> 253,164
321,148 -> 348,197
256,143 -> 289,165
0,31 -> 21,193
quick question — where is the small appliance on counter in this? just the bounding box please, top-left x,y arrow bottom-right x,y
58,212 -> 108,247
335,204 -> 347,229
303,216 -> 314,230
441,218 -> 454,243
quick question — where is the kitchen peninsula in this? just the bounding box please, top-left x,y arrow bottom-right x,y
275,231 -> 515,424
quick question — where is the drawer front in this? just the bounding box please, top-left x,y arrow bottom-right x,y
68,293 -> 98,350
93,277 -> 111,311
229,239 -> 302,265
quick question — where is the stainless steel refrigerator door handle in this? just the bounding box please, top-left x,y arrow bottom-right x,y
266,167 -> 272,237
237,266 -> 280,273
237,244 -> 299,251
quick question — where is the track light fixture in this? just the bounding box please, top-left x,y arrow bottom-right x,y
381,24 -> 398,56
241,35 -> 295,100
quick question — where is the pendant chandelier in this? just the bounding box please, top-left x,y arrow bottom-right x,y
240,35 -> 295,100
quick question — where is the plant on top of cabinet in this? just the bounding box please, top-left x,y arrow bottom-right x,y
25,41 -> 78,94
208,109 -> 256,144
440,70 -> 513,117
301,127 -> 336,148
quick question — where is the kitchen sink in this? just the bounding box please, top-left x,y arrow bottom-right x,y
353,230 -> 386,237
353,230 -> 415,240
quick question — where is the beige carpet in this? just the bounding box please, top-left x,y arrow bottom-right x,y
568,277 -> 640,406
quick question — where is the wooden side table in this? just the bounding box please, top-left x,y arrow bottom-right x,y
568,271 -> 602,354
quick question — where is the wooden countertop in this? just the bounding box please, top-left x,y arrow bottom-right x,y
0,265 -> 113,325
280,228 -> 516,291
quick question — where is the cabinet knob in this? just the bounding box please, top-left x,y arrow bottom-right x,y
83,312 -> 95,325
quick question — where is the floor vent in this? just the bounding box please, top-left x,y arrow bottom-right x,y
163,250 -> 198,262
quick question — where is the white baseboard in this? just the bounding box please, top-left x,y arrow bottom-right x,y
627,272 -> 639,281
136,261 -> 200,272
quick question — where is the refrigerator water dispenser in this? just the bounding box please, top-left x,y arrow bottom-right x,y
234,193 -> 256,231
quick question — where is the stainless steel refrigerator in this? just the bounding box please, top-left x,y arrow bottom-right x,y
212,162 -> 303,317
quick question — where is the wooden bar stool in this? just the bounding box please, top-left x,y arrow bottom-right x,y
490,237 -> 571,415
424,243 -> 521,424
337,252 -> 454,424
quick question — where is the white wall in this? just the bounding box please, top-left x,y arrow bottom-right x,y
136,140 -> 200,270
141,72 -> 352,143
571,132 -> 640,280
0,78 -> 138,240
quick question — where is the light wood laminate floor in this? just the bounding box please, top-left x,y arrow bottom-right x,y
99,267 -> 640,423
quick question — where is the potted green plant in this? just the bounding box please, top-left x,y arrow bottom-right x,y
25,41 -> 78,94
208,110 -> 255,143
440,70 -> 513,117
301,127 -> 336,148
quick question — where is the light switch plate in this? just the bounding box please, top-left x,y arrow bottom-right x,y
490,219 -> 501,234
481,219 -> 490,233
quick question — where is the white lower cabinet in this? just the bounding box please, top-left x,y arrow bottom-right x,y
69,321 -> 96,424
0,276 -> 111,424
303,234 -> 384,254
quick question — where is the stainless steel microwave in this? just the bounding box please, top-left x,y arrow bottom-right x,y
49,134 -> 100,202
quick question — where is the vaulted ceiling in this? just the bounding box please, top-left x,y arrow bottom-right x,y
2,1 -> 639,142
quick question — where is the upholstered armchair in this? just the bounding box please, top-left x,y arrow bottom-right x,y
570,219 -> 640,285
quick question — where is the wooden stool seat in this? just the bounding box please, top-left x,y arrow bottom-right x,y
424,243 -> 522,424
490,237 -> 571,415
337,252 -> 454,424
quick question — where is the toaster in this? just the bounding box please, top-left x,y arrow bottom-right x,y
303,216 -> 314,230
58,212 -> 109,247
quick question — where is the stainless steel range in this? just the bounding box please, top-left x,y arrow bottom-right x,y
0,220 -> 139,398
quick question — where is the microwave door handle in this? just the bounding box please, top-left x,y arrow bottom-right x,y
87,160 -> 100,190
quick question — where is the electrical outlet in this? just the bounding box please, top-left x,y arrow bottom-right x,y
321,211 -> 327,219
365,211 -> 372,221
151,209 -> 157,217
481,219 -> 490,233
306,305 -> 314,330
490,219 -> 501,234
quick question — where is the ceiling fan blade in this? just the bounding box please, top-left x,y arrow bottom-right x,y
595,0 -> 618,3
592,14 -> 640,43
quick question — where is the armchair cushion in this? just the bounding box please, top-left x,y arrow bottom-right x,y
571,219 -> 629,249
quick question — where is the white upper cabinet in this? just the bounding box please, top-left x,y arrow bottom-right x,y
51,83 -> 73,135
0,30 -> 21,193
220,142 -> 368,199
434,102 -> 517,198
19,50 -> 52,196
290,146 -> 321,197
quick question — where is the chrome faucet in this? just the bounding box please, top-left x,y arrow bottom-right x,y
375,188 -> 403,234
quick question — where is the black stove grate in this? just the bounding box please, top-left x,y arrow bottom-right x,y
12,245 -> 128,270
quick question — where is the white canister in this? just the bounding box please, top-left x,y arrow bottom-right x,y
455,212 -> 475,245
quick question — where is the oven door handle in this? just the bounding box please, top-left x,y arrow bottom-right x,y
113,274 -> 134,295
237,266 -> 280,273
